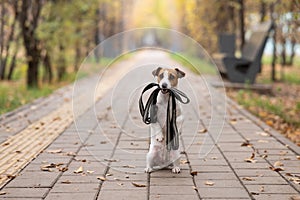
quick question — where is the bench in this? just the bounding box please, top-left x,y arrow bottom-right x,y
214,21 -> 273,84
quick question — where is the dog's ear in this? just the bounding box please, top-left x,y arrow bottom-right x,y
152,67 -> 162,77
175,68 -> 185,78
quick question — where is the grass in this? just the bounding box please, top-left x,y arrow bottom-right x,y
0,81 -> 55,114
0,56 -> 115,115
169,52 -> 216,75
260,55 -> 300,84
234,89 -> 299,127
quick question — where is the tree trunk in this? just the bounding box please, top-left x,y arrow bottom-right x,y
287,38 -> 296,66
3,11 -> 18,79
238,0 -> 245,49
270,3 -> 276,81
15,0 -> 42,88
0,1 -> 5,79
7,48 -> 17,80
42,51 -> 53,83
260,0 -> 266,22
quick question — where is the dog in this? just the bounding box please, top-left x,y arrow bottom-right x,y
145,67 -> 185,173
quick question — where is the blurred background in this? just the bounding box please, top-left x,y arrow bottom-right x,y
0,0 -> 299,144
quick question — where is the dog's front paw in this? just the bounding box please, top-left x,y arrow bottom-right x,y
156,134 -> 164,142
144,167 -> 153,173
172,167 -> 181,173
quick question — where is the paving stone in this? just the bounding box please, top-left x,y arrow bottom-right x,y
194,172 -> 238,180
45,192 -> 96,200
150,194 -> 199,200
98,190 -> 147,200
50,183 -> 99,193
197,187 -> 250,198
245,184 -> 298,194
241,176 -> 289,185
253,194 -> 300,200
101,180 -> 147,190
6,171 -> 59,188
150,185 -> 197,195
195,179 -> 243,188
0,188 -> 49,198
150,177 -> 193,186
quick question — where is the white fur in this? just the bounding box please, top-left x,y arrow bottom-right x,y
145,70 -> 184,173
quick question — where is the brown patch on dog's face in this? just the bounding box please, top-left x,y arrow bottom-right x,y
153,67 -> 185,88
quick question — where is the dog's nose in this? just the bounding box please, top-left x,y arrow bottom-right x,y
161,83 -> 167,89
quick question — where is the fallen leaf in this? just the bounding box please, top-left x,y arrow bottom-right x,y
87,170 -> 94,174
251,192 -> 259,195
290,196 -> 300,200
104,158 -> 118,162
244,153 -> 257,163
58,167 -> 68,172
190,171 -> 198,176
211,157 -> 218,160
296,156 -> 300,160
204,181 -> 214,186
74,166 -> 84,174
114,178 -> 120,181
260,186 -> 265,192
258,140 -> 269,143
269,166 -> 284,172
65,152 -> 76,156
279,151 -> 288,156
274,161 -> 284,167
198,128 -> 207,133
265,120 -> 273,126
47,149 -> 63,154
61,180 -> 71,184
15,150 -> 21,153
97,176 -> 106,181
125,175 -> 129,179
117,182 -> 124,186
0,191 -> 6,195
242,177 -> 255,181
106,173 -> 113,177
41,167 -> 53,172
2,142 -> 10,146
230,120 -> 237,125
131,182 -> 146,187
241,140 -> 252,147
192,186 -> 198,191
257,132 -> 270,137
122,165 -> 135,168
100,141 -> 107,144
262,154 -> 268,158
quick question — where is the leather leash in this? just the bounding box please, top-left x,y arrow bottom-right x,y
139,83 -> 190,150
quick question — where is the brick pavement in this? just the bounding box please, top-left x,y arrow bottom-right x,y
0,50 -> 299,200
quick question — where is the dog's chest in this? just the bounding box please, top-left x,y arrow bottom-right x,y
156,93 -> 181,128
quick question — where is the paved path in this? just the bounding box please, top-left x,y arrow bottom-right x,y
0,51 -> 299,200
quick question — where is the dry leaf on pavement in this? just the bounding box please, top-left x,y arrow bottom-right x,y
74,166 -> 84,174
242,177 -> 255,181
97,176 -> 106,181
204,181 -> 215,186
269,166 -> 284,172
131,182 -> 146,187
274,161 -> 284,167
198,128 -> 207,133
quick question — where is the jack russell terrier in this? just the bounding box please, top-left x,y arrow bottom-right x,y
145,67 -> 185,173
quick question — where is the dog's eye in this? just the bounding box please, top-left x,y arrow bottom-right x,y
159,73 -> 164,79
169,74 -> 175,80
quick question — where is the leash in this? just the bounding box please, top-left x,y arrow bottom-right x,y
139,83 -> 190,150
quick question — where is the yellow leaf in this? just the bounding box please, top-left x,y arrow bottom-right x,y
131,182 -> 146,187
204,181 -> 214,186
74,166 -> 84,174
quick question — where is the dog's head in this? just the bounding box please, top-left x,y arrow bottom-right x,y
152,67 -> 185,93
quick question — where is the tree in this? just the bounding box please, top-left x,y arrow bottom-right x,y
12,0 -> 43,88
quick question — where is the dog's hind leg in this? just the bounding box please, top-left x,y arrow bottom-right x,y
170,149 -> 181,173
